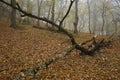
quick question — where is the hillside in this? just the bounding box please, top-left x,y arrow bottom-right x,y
0,20 -> 120,80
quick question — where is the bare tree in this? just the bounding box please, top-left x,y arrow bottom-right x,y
46,3 -> 52,26
37,0 -> 42,27
87,0 -> 91,34
51,0 -> 55,28
92,1 -> 97,34
0,0 -> 112,79
10,0 -> 17,28
26,0 -> 33,24
73,0 -> 79,34
101,1 -> 106,35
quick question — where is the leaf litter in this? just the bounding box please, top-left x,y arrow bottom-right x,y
0,21 -> 120,80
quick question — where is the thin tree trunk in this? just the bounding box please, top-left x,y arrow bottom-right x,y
10,0 -> 17,28
51,0 -> 55,28
87,0 -> 91,34
46,5 -> 52,27
74,0 -> 79,34
26,0 -> 31,24
93,4 -> 97,34
101,4 -> 105,35
37,0 -> 42,27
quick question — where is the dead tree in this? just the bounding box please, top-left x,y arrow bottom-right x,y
0,0 -> 111,80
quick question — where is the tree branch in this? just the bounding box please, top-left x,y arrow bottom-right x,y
0,0 -> 112,79
13,45 -> 76,80
0,0 -> 76,45
59,0 -> 75,31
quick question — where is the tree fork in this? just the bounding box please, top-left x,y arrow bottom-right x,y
0,0 -> 76,45
0,0 -> 111,64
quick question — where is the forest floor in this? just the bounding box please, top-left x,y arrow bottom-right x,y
0,20 -> 120,80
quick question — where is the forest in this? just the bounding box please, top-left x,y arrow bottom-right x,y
0,0 -> 120,80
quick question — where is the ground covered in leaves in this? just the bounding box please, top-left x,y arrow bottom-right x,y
0,20 -> 120,80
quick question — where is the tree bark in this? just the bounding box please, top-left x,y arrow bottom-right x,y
51,0 -> 55,28
13,45 -> 76,80
74,0 -> 79,34
87,0 -> 91,34
10,0 -> 17,28
101,3 -> 105,35
37,0 -> 42,27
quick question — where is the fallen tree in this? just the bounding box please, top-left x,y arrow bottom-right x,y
0,0 -> 112,80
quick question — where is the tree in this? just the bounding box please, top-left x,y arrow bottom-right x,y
101,1 -> 106,35
87,0 -> 91,34
92,8 -> 97,34
26,0 -> 33,24
91,0 -> 98,34
0,0 -> 112,79
73,0 -> 79,34
51,0 -> 55,28
10,0 -> 17,28
37,0 -> 42,27
46,2 -> 52,26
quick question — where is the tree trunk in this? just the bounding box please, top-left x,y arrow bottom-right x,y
26,0 -> 32,24
10,0 -> 17,28
101,4 -> 105,35
51,0 -> 55,28
74,0 -> 79,34
93,3 -> 97,34
37,0 -> 42,27
87,0 -> 91,34
46,5 -> 52,27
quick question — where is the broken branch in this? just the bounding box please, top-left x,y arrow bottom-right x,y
13,45 -> 76,80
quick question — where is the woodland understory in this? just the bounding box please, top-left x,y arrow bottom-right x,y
0,0 -> 120,80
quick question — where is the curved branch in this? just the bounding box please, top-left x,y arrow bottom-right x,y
0,0 -> 76,45
0,1 -> 112,79
59,0 -> 75,30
